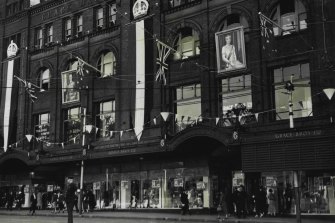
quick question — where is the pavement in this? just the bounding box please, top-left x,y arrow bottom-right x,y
0,209 -> 334,223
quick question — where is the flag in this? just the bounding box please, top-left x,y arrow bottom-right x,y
156,39 -> 172,85
14,75 -> 39,102
259,12 -> 278,56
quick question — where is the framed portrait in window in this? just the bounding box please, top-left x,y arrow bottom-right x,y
215,26 -> 246,73
61,70 -> 80,104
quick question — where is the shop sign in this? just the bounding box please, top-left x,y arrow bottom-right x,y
121,181 -> 128,189
274,130 -> 322,140
24,185 -> 30,193
35,124 -> 50,141
232,171 -> 245,187
266,177 -> 277,187
93,182 -> 101,190
47,185 -> 54,192
152,180 -> 160,188
174,178 -> 183,187
196,182 -> 206,190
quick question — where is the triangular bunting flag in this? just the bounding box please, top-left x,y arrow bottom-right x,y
86,125 -> 93,133
120,131 -> 124,138
238,115 -> 243,123
255,113 -> 259,122
198,116 -> 203,122
136,131 -> 143,141
298,101 -> 304,108
61,143 -> 64,149
175,114 -> 179,122
134,127 -> 143,140
26,135 -> 34,142
153,118 -> 157,125
216,118 -> 220,125
96,128 -> 99,134
187,116 -> 191,123
195,118 -> 198,125
323,88 -> 335,100
160,112 -> 170,122
110,131 -> 114,138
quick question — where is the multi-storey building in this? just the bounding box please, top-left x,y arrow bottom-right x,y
0,0 -> 334,214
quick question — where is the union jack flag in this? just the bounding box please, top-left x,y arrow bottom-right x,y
14,75 -> 39,102
259,12 -> 279,56
156,39 -> 172,85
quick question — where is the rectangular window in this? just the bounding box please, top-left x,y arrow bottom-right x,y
108,3 -> 117,27
220,75 -> 252,114
96,7 -> 104,30
76,14 -> 83,36
65,18 -> 72,38
35,113 -> 50,141
64,107 -> 81,144
274,63 -> 312,120
35,27 -> 43,48
46,24 -> 53,43
175,84 -> 201,132
96,100 -> 115,138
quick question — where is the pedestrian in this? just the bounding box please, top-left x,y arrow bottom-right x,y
284,183 -> 293,214
37,190 -> 42,210
234,185 -> 247,218
180,190 -> 190,215
6,191 -> 14,211
217,191 -> 228,221
57,191 -> 65,213
255,185 -> 267,217
83,190 -> 89,212
29,190 -> 37,215
267,188 -> 276,216
51,192 -> 58,213
65,178 -> 77,223
87,189 -> 96,211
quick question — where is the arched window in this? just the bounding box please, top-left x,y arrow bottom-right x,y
173,27 -> 200,60
220,14 -> 249,31
97,51 -> 116,77
271,0 -> 307,36
39,68 -> 50,91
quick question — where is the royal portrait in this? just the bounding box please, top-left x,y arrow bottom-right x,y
61,70 -> 80,104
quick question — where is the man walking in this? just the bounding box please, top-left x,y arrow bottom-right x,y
65,177 -> 77,223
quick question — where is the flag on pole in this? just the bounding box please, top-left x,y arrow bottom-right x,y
14,75 -> 39,102
259,12 -> 279,56
156,39 -> 172,85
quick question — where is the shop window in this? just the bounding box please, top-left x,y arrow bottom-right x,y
108,3 -> 117,27
64,18 -> 72,40
64,107 -> 81,144
271,0 -> 307,36
34,113 -> 50,141
173,27 -> 200,60
75,14 -> 83,37
39,69 -> 50,91
220,74 -> 252,114
45,24 -> 53,44
96,100 -> 115,139
274,63 -> 312,120
175,84 -> 201,131
97,51 -> 116,77
220,14 -> 249,31
35,27 -> 43,49
95,7 -> 104,31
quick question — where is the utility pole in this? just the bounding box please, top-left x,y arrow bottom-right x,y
78,107 -> 87,215
285,75 -> 301,223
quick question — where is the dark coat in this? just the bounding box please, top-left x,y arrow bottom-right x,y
65,183 -> 77,204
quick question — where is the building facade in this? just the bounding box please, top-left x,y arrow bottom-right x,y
0,0 -> 334,214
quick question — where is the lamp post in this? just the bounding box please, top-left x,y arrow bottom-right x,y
78,107 -> 87,215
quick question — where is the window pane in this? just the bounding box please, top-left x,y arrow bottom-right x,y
195,84 -> 201,97
176,88 -> 182,100
222,89 -> 252,113
183,85 -> 195,99
222,79 -> 229,93
301,63 -> 310,79
177,98 -> 201,121
283,65 -> 299,81
230,76 -> 244,91
274,68 -> 283,83
244,75 -> 251,88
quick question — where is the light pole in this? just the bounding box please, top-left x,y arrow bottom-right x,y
78,107 -> 87,215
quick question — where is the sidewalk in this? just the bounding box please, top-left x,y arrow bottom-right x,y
0,209 -> 334,223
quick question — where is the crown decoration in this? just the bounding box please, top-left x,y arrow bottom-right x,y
132,0 -> 149,19
7,40 -> 18,58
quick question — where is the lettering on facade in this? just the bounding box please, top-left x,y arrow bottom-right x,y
107,148 -> 136,155
80,0 -> 103,7
274,130 -> 322,139
42,4 -> 71,20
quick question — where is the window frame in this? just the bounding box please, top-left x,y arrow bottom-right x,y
95,100 -> 116,139
64,107 -> 81,144
35,27 -> 43,48
173,28 -> 200,60
64,18 -> 72,39
97,51 -> 116,77
95,7 -> 104,30
46,24 -> 53,43
39,68 -> 50,91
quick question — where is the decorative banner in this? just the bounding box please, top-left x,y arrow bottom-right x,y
120,131 -> 124,138
85,125 -> 93,133
323,88 -> 335,100
110,131 -> 114,138
156,39 -> 172,85
160,112 -> 170,122
153,117 -> 156,125
134,20 -> 146,144
216,117 -> 220,125
298,101 -> 304,109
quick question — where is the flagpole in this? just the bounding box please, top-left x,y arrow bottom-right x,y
258,12 -> 283,31
13,75 -> 40,89
76,57 -> 102,74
